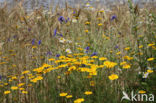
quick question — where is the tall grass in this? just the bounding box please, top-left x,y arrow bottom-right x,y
0,1 -> 155,103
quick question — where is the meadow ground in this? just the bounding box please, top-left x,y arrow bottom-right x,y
0,0 -> 156,103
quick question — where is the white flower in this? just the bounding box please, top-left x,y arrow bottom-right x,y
66,40 -> 72,43
143,72 -> 149,78
37,16 -> 41,19
72,19 -> 77,23
85,3 -> 91,7
65,49 -> 72,54
138,72 -> 142,74
47,12 -> 52,15
59,38 -> 66,43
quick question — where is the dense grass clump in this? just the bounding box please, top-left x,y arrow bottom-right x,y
0,1 -> 155,103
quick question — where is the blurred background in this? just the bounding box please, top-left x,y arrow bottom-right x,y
0,0 -> 156,11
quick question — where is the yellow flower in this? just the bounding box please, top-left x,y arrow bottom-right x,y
32,46 -> 37,49
19,88 -> 25,91
11,86 -> 18,90
48,58 -> 55,61
57,76 -> 61,79
116,52 -> 121,55
122,64 -> 131,69
108,74 -> 119,80
124,56 -> 133,60
60,92 -> 68,97
22,91 -> 28,94
68,66 -> 76,71
104,61 -> 117,68
120,62 -> 127,66
148,43 -> 155,47
0,62 -> 7,64
18,83 -> 25,87
138,35 -> 143,37
139,90 -> 146,94
85,22 -> 90,25
4,90 -> 11,94
84,91 -> 93,95
66,95 -> 73,98
28,84 -> 32,87
139,45 -> 143,48
98,23 -> 103,26
91,56 -> 98,59
97,17 -> 102,20
147,70 -> 153,73
4,83 -> 8,86
147,58 -> 154,61
90,81 -> 95,86
22,70 -> 30,74
74,98 -> 85,103
12,64 -> 16,67
125,47 -> 130,50
99,57 -> 107,61
36,76 -> 43,80
90,60 -> 95,63
85,30 -> 89,33
152,46 -> 156,50
99,10 -> 104,13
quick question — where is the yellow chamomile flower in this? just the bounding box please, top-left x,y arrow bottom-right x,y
147,70 -> 153,73
4,90 -> 11,94
99,57 -> 107,61
85,30 -> 89,33
84,91 -> 93,95
66,95 -> 73,98
147,58 -> 154,61
139,90 -> 146,94
125,47 -> 130,50
60,92 -> 68,97
22,91 -> 28,94
104,61 -> 117,68
108,74 -> 119,80
98,23 -> 103,26
122,64 -> 131,69
74,98 -> 85,103
11,86 -> 18,90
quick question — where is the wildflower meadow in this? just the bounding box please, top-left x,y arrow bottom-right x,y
0,0 -> 155,103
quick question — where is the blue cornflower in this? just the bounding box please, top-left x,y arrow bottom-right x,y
65,17 -> 70,23
85,46 -> 90,51
82,64 -> 86,67
54,29 -> 57,36
114,45 -> 119,49
91,52 -> 97,57
58,16 -> 65,23
59,34 -> 63,37
111,15 -> 117,21
73,11 -> 76,14
0,75 -> 1,80
32,39 -> 35,45
7,38 -> 11,42
28,28 -> 31,32
85,50 -> 89,53
38,40 -> 41,45
56,54 -> 60,57
46,51 -> 52,56
13,35 -> 17,38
